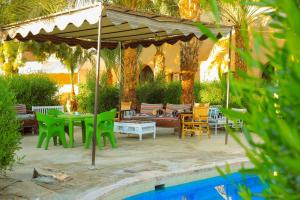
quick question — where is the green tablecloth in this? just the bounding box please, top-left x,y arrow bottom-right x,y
57,113 -> 93,147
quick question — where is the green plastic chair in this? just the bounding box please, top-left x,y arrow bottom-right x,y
47,109 -> 86,143
47,108 -> 70,137
85,109 -> 117,149
36,112 -> 68,150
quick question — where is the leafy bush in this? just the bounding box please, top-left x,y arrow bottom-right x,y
137,77 -> 183,104
194,81 -> 201,103
199,81 -> 224,105
5,74 -> 59,109
136,78 -> 166,104
0,78 -> 21,175
77,70 -> 119,113
207,0 -> 300,199
164,81 -> 181,104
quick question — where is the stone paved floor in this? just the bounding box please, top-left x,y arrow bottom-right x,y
0,128 -> 248,200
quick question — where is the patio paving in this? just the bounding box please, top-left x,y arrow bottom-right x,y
0,128 -> 249,200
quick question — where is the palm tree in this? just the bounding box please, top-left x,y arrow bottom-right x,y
101,47 -> 121,86
178,0 -> 201,104
206,0 -> 268,75
27,41 -> 96,111
153,46 -> 166,77
0,0 -> 68,75
55,45 -> 96,95
0,41 -> 25,75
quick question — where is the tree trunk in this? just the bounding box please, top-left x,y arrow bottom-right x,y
106,68 -> 113,86
180,37 -> 200,104
181,71 -> 196,104
122,47 -> 138,109
234,26 -> 247,75
178,0 -> 201,104
178,0 -> 201,21
153,46 -> 165,77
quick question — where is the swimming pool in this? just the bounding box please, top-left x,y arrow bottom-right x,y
125,172 -> 265,200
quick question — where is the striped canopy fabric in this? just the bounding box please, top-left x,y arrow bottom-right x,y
0,3 -> 230,49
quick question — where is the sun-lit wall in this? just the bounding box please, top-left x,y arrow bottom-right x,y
139,39 -> 214,82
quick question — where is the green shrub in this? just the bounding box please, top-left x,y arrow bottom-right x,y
164,81 -> 181,104
206,0 -> 300,199
77,70 -> 119,113
136,78 -> 166,104
0,77 -> 21,175
199,81 -> 224,105
5,74 -> 59,109
194,81 -> 201,103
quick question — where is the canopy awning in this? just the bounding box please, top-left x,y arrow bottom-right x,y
0,3 -> 230,49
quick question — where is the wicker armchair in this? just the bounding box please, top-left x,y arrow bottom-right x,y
181,104 -> 210,139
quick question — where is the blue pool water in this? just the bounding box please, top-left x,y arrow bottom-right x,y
125,173 -> 265,200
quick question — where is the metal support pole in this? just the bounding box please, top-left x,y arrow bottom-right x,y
225,28 -> 233,145
91,6 -> 103,168
118,42 -> 123,112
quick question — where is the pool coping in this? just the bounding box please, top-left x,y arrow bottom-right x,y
78,157 -> 251,200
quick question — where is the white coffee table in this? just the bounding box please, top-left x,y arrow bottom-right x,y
114,121 -> 156,141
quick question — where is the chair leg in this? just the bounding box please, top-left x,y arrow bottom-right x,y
44,135 -> 51,150
207,124 -> 211,138
96,131 -> 103,150
107,132 -> 117,148
36,132 -> 45,148
181,126 -> 185,139
85,130 -> 92,149
59,132 -> 68,148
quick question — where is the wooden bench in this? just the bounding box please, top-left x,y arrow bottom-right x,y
16,104 -> 38,135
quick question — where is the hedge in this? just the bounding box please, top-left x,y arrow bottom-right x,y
5,74 -> 59,109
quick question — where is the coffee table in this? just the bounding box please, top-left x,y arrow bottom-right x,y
114,121 -> 156,141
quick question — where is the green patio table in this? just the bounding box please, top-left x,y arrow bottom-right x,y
57,113 -> 94,147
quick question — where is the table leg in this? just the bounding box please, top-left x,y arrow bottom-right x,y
153,126 -> 156,139
81,120 -> 86,143
69,120 -> 74,147
214,123 -> 217,135
138,127 -> 143,141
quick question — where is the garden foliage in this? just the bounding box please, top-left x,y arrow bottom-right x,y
205,0 -> 300,199
77,69 -> 119,113
137,78 -> 226,105
0,78 -> 21,175
5,74 -> 59,109
199,81 -> 224,105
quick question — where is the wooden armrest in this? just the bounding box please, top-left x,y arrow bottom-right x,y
180,113 -> 192,118
180,113 -> 193,122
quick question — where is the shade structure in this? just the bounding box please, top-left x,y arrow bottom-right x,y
0,3 -> 231,167
1,3 -> 230,49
